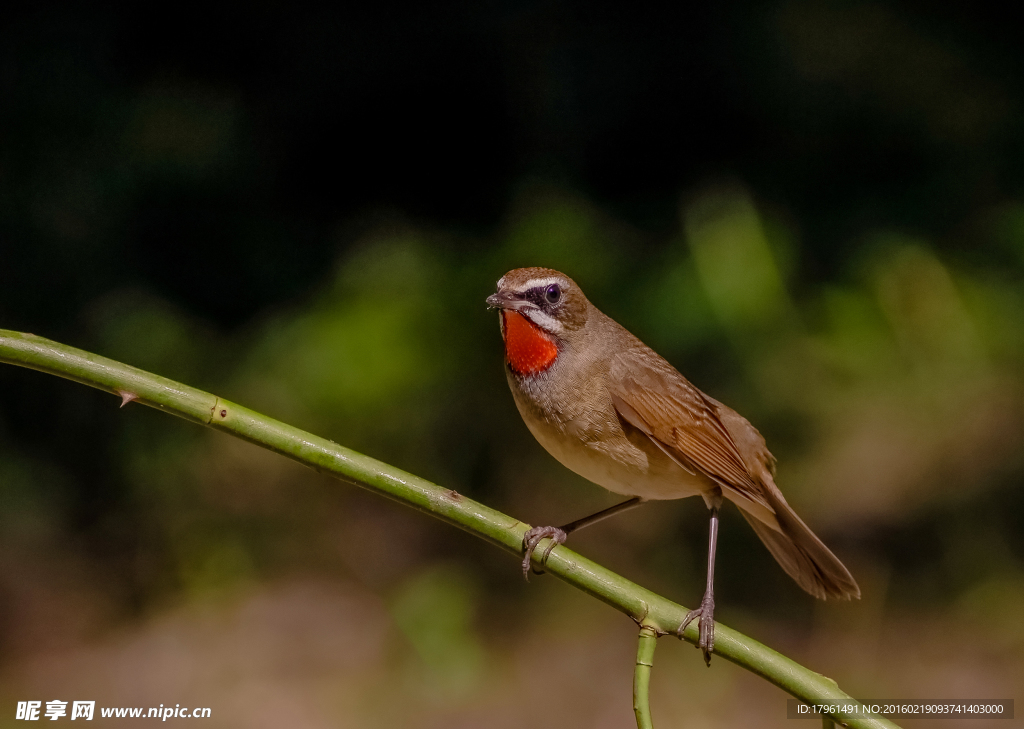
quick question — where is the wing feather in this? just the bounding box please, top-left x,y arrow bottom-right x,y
608,352 -> 772,513
607,345 -> 860,600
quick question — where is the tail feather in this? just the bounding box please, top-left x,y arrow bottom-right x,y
708,399 -> 859,600
738,488 -> 860,600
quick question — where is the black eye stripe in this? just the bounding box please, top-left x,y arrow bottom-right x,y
512,282 -> 569,309
518,284 -> 564,308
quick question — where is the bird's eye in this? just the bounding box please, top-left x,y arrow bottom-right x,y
545,284 -> 561,304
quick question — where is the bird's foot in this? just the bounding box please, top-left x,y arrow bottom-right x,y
521,525 -> 568,580
677,591 -> 716,666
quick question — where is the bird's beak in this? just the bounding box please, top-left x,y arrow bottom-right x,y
486,291 -> 526,310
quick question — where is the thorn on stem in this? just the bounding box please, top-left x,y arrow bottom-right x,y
117,390 -> 138,408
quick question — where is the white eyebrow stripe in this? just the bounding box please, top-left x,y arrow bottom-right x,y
518,276 -> 566,292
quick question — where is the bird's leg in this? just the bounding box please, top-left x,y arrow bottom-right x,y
522,496 -> 644,579
679,497 -> 721,666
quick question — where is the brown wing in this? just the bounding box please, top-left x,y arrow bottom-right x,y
608,351 -> 773,515
608,349 -> 860,600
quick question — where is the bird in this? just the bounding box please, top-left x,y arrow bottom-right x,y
486,266 -> 859,664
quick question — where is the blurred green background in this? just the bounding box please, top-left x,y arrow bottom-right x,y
1,3 -> 1023,727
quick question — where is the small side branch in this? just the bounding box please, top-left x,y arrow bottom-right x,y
633,626 -> 658,729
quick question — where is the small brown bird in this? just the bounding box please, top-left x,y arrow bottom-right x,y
487,267 -> 859,664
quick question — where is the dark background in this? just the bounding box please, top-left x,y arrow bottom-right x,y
2,3 -> 1022,726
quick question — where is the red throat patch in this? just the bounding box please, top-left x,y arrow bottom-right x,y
501,310 -> 558,375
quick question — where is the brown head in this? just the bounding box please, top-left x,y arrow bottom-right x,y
486,267 -> 591,376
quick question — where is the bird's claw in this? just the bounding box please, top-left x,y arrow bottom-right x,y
521,525 -> 567,580
677,591 -> 716,666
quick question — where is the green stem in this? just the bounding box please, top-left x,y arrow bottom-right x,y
0,330 -> 901,729
634,626 -> 658,729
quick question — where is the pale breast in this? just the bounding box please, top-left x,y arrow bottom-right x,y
508,366 -> 712,501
